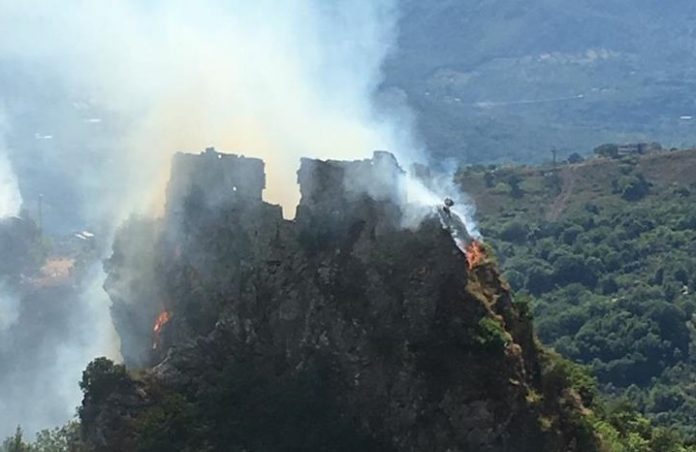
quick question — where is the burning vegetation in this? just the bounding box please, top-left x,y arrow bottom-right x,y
438,197 -> 485,269
465,240 -> 486,269
152,310 -> 171,350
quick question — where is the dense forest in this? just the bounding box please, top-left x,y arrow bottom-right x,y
459,147 -> 696,440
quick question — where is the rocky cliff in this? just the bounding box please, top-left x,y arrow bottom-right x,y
87,149 -> 598,451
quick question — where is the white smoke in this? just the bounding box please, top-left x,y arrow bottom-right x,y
0,264 -> 120,439
401,172 -> 481,240
0,285 -> 20,332
0,153 -> 21,218
0,0 -> 410,438
0,0 -> 479,438
0,110 -> 22,218
0,0 -> 421,222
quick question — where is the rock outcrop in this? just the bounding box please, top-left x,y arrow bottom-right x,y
87,149 -> 597,451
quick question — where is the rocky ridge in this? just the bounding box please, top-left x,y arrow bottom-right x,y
85,149 -> 598,451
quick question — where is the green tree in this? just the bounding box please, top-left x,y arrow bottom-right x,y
1,427 -> 33,452
621,174 -> 650,201
507,174 -> 524,198
499,220 -> 529,243
568,152 -> 584,164
594,143 -> 619,158
78,357 -> 131,424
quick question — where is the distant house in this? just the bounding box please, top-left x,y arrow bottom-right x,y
617,142 -> 663,156
617,143 -> 643,156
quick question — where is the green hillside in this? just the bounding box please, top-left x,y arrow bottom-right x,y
459,148 -> 696,438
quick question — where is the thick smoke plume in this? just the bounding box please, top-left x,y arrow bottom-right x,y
0,266 -> 119,439
0,110 -> 22,218
0,153 -> 21,219
0,0 -> 478,438
0,0 -> 421,220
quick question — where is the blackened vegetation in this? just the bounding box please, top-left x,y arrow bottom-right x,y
88,149 -> 600,451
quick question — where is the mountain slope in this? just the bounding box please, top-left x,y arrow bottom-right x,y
384,0 -> 696,163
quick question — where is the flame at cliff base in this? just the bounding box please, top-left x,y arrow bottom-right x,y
152,310 -> 171,350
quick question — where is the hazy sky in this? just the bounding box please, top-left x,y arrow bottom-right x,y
0,0 -> 421,224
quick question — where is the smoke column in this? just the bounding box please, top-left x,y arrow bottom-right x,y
0,0 -> 452,437
0,0 -> 425,221
0,0 -> 483,438
0,153 -> 21,218
0,111 -> 22,218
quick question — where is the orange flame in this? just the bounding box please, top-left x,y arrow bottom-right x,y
152,310 -> 171,350
153,310 -> 171,333
465,240 -> 486,269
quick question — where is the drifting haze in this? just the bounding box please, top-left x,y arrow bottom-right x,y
0,111 -> 22,218
0,153 -> 21,219
0,266 -> 120,438
0,0 -> 471,438
0,0 -> 422,221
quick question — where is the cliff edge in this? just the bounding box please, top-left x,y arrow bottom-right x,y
86,149 -> 598,451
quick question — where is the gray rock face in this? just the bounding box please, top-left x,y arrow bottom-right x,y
92,149 -> 591,451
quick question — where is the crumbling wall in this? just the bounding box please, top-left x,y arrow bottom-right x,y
295,151 -> 405,247
297,150 -> 405,209
165,147 -> 265,220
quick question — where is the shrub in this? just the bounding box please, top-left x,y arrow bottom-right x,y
568,152 -> 584,164
475,317 -> 509,352
499,220 -> 530,243
594,143 -> 619,158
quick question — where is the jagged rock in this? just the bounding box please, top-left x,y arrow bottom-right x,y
88,149 -> 596,451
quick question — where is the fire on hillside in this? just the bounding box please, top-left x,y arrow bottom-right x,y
465,240 -> 486,269
152,310 -> 171,350
438,198 -> 486,269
